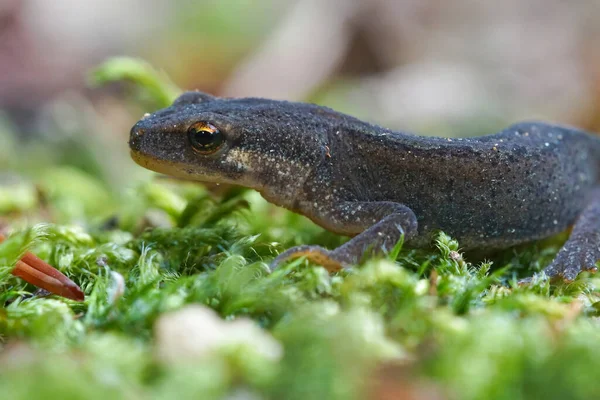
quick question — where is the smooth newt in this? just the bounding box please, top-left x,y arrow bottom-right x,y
129,91 -> 600,280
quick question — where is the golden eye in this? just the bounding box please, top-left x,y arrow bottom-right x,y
187,122 -> 224,154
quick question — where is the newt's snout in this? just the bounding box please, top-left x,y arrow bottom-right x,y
129,123 -> 145,152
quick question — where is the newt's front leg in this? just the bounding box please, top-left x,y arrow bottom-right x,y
542,188 -> 600,281
271,202 -> 418,271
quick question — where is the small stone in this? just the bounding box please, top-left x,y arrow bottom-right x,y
155,305 -> 283,364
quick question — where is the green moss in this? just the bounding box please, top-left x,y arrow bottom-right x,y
1,58 -> 599,399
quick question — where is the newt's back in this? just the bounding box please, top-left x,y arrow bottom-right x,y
333,121 -> 600,249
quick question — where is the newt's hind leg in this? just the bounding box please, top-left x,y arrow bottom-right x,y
270,202 -> 418,272
543,188 -> 600,281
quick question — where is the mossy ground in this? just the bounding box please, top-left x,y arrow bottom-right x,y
1,59 -> 600,400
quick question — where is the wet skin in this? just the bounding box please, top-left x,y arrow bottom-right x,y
129,91 -> 600,280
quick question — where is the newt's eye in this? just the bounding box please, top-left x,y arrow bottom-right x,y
187,122 -> 224,154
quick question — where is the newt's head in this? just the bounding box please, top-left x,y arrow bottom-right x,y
129,91 -> 334,202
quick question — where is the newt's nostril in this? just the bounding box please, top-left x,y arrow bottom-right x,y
129,125 -> 145,149
130,125 -> 145,138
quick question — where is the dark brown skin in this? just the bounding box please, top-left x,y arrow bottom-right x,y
129,91 -> 600,280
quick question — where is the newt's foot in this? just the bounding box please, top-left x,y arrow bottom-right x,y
270,245 -> 349,272
542,236 -> 600,281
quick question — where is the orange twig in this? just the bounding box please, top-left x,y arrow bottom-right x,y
1,233 -> 84,301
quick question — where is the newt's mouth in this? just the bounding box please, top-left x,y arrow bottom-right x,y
129,150 -> 236,184
130,150 -> 201,180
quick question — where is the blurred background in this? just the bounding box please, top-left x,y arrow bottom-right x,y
3,3 -> 600,398
1,0 -> 600,220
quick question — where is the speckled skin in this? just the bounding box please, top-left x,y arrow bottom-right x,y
130,91 -> 600,280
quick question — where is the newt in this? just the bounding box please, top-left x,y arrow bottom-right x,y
129,91 -> 600,280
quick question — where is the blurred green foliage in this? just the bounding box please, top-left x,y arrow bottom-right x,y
0,58 -> 599,400
91,57 -> 181,110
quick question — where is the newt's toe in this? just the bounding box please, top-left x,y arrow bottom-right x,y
542,237 -> 600,282
270,245 -> 344,272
